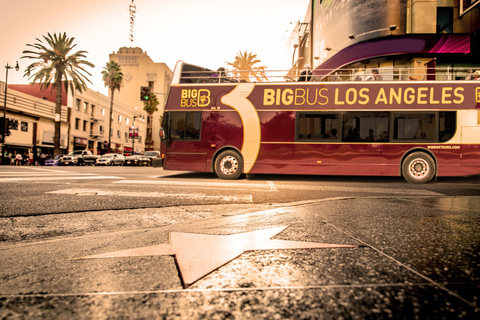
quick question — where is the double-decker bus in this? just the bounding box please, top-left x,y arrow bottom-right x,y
160,62 -> 480,183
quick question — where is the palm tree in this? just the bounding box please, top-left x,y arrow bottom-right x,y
101,61 -> 123,153
226,51 -> 268,82
143,93 -> 159,150
21,32 -> 94,156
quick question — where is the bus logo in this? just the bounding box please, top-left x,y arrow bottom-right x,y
181,89 -> 211,107
476,88 -> 480,103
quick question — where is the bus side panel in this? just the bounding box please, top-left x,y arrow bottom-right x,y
460,144 -> 480,176
203,111 -> 243,172
164,140 -> 207,172
252,143 -> 396,176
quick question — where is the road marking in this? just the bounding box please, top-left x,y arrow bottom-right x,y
267,181 -> 277,191
113,180 -> 273,189
113,180 -> 440,196
0,176 -> 122,182
47,188 -> 253,202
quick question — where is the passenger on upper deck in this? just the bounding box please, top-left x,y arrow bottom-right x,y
365,68 -> 383,81
465,70 -> 473,80
209,67 -> 230,83
473,70 -> 480,81
298,65 -> 312,82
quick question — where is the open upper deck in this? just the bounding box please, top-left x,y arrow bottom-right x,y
171,61 -> 480,85
166,61 -> 480,112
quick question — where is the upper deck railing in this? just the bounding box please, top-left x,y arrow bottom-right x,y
175,66 -> 480,84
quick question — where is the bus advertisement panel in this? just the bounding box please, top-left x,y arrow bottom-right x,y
160,64 -> 480,183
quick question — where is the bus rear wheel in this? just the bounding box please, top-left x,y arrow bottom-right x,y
215,150 -> 243,180
402,152 -> 435,184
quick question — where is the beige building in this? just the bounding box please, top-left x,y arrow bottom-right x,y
6,82 -> 147,158
108,47 -> 173,151
1,81 -> 68,163
68,88 -> 147,155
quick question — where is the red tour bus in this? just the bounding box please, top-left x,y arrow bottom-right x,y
160,61 -> 480,183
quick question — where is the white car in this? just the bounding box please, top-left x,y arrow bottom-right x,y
95,153 -> 124,166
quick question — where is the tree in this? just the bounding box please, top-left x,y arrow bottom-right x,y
21,32 -> 94,156
101,61 -> 123,153
226,51 -> 268,82
143,93 -> 159,150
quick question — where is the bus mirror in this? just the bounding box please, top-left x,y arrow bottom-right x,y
160,128 -> 170,146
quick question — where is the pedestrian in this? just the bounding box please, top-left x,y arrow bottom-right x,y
28,150 -> 34,166
8,151 -> 13,166
15,152 -> 22,166
40,152 -> 46,166
23,152 -> 29,166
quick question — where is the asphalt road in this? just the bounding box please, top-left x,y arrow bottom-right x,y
0,165 -> 479,319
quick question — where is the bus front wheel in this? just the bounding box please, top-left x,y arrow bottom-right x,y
402,152 -> 435,184
214,150 -> 243,180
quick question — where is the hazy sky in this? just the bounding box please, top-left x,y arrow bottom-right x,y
1,0 -> 309,95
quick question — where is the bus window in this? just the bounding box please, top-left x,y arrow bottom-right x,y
439,111 -> 456,142
342,112 -> 390,142
297,113 -> 341,141
393,113 -> 435,141
168,112 -> 202,140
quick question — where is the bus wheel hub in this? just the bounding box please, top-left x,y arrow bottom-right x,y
410,159 -> 428,177
220,156 -> 238,175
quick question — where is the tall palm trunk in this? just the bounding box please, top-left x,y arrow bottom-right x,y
107,89 -> 114,153
54,75 -> 63,155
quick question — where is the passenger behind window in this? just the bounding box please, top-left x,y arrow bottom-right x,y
379,131 -> 389,142
364,129 -> 377,142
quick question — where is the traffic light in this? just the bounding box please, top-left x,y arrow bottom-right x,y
0,118 -> 4,141
0,117 -> 9,137
140,86 -> 151,101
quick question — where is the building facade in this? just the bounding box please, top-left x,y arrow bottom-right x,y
108,47 -> 173,152
5,82 -> 147,161
291,0 -> 480,80
0,81 -> 68,164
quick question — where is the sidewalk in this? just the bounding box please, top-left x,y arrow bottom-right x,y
1,197 -> 479,319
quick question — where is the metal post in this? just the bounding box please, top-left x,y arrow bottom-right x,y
1,62 -> 18,164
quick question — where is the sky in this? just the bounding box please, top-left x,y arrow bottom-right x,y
1,0 -> 310,95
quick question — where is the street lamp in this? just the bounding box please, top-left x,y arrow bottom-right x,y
1,61 -> 19,162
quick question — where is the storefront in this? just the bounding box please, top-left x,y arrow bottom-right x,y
73,137 -> 88,150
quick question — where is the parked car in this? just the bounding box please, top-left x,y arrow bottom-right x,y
44,155 -> 65,166
142,151 -> 161,166
60,150 -> 98,166
123,155 -> 150,166
95,153 -> 124,166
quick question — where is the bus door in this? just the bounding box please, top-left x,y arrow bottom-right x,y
162,111 -> 207,171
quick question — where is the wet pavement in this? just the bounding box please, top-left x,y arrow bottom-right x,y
1,196 -> 479,319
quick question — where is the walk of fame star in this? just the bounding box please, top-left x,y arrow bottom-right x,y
73,226 -> 358,287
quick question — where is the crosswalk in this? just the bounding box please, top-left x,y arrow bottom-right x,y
0,167 -> 122,182
0,167 -> 442,197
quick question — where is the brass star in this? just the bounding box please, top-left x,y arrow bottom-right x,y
73,226 -> 357,287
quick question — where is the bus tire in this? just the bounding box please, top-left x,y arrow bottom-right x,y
214,150 -> 243,180
402,152 -> 435,184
